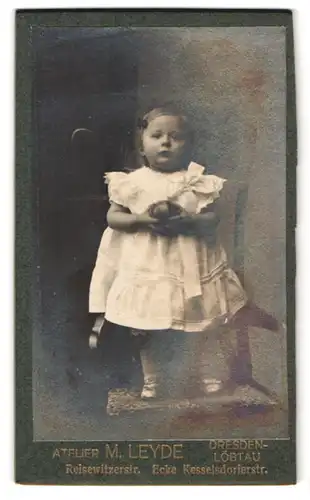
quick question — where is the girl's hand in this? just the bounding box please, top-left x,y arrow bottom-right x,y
137,212 -> 175,236
147,201 -> 188,236
107,203 -> 158,233
136,213 -> 159,228
149,222 -> 177,237
166,215 -> 197,236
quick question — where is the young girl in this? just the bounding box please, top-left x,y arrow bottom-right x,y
89,105 -> 250,399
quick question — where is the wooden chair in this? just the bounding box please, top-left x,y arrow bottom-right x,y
218,180 -> 281,397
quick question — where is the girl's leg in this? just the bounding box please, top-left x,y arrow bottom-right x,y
187,330 -> 229,395
132,330 -> 162,399
140,336 -> 159,399
165,331 -> 223,397
163,331 -> 191,398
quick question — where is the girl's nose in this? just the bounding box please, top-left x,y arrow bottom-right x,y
161,135 -> 171,146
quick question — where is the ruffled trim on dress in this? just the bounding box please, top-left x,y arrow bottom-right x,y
104,162 -> 226,214
104,264 -> 247,332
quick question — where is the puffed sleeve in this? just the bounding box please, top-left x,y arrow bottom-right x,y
104,172 -> 140,209
191,174 -> 226,213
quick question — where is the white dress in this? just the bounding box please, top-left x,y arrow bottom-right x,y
89,162 -> 247,332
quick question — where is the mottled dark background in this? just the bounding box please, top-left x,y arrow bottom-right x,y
32,27 -> 287,440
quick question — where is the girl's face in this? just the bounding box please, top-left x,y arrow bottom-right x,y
141,114 -> 190,172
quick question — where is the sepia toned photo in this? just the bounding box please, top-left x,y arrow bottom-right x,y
16,11 -> 295,485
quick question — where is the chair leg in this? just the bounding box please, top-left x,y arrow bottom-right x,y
229,325 -> 253,385
229,324 -> 276,398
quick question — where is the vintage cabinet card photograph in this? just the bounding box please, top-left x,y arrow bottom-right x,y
15,9 -> 296,485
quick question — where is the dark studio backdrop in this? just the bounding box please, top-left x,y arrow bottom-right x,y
32,27 -> 287,440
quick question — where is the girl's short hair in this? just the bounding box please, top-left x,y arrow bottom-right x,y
137,103 -> 194,140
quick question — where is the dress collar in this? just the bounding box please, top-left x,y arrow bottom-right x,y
142,161 -> 206,177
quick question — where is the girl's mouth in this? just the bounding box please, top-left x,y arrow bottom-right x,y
158,151 -> 171,157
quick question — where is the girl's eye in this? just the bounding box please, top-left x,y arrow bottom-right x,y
152,133 -> 162,139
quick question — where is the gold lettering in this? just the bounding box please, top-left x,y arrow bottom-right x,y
173,444 -> 183,459
139,445 -> 149,459
105,444 -> 119,459
152,464 -> 177,475
149,444 -> 161,458
255,440 -> 267,449
209,439 -> 267,451
65,463 -> 73,474
52,448 -> 60,458
128,444 -> 138,459
161,444 -> 172,459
